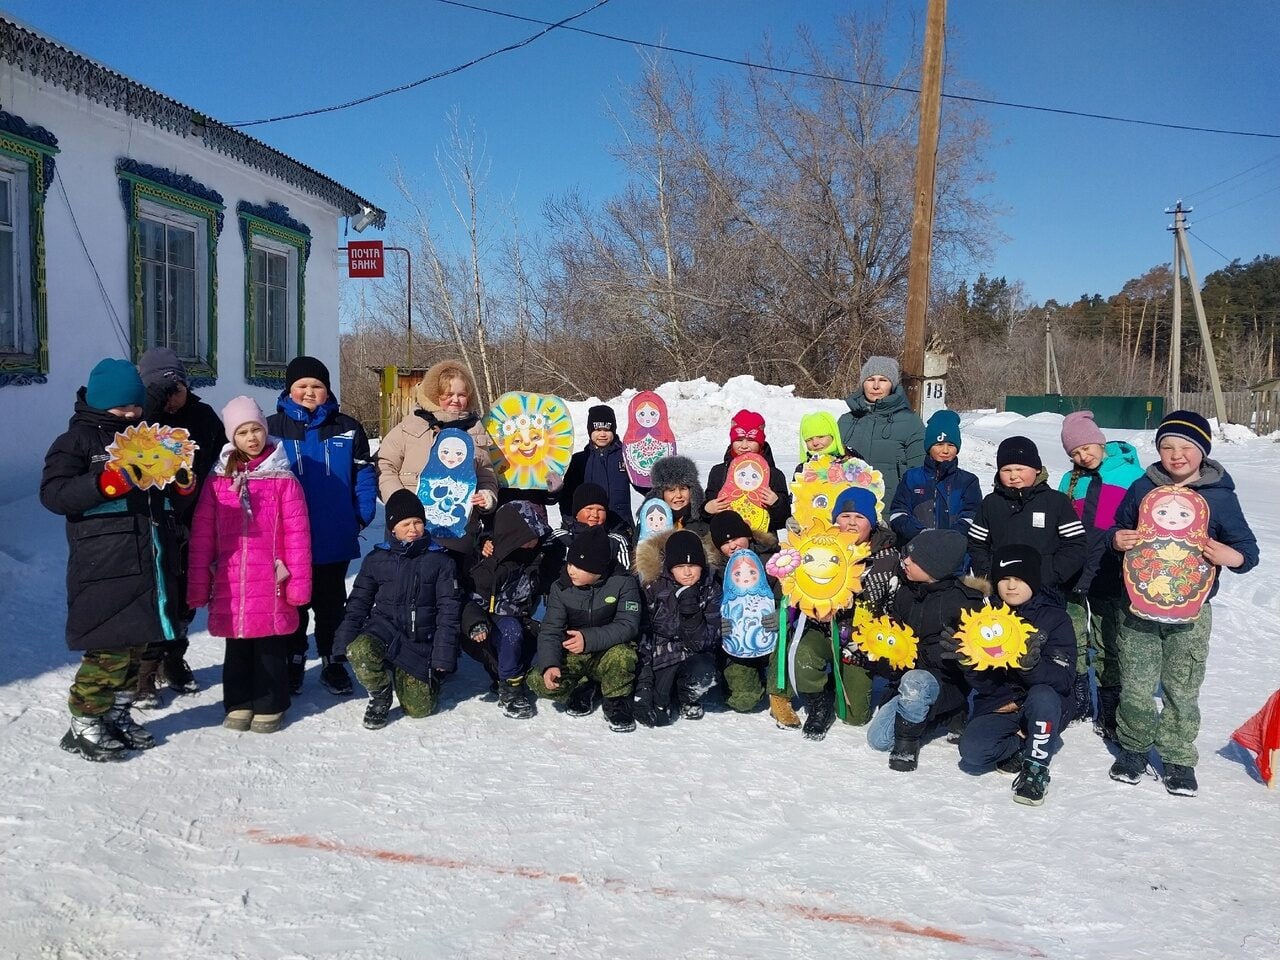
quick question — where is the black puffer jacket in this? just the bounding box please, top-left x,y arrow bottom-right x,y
144,390 -> 225,523
968,473 -> 1086,592
534,562 -> 642,670
964,591 -> 1075,716
703,441 -> 792,532
334,534 -> 461,681
888,574 -> 988,673
463,505 -> 564,635
635,530 -> 722,672
40,393 -> 194,651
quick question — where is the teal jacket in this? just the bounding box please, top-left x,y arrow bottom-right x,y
837,385 -> 925,492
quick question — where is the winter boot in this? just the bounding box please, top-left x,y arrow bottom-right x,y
250,712 -> 284,734
363,685 -> 393,730
161,656 -> 200,695
680,701 -> 705,721
565,682 -> 598,718
769,693 -> 801,730
288,655 -> 306,696
1109,748 -> 1152,785
634,699 -> 669,728
1012,758 -> 1051,806
801,690 -> 834,742
105,692 -> 156,750
1162,763 -> 1198,797
1069,673 -> 1092,726
498,678 -> 536,720
602,695 -> 636,733
945,710 -> 967,744
320,656 -> 354,696
60,714 -> 129,762
223,709 -> 253,732
996,750 -> 1024,775
889,716 -> 927,772
133,658 -> 163,711
1094,686 -> 1120,742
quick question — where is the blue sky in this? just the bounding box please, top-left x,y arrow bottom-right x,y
5,1 -> 1277,305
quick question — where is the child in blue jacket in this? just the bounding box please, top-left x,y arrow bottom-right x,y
560,404 -> 633,535
957,544 -> 1076,806
267,356 -> 377,697
889,409 -> 981,547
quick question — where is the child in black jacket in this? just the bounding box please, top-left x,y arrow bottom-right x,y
335,490 -> 462,729
461,501 -> 564,719
968,435 -> 1086,593
634,529 -> 722,726
957,544 -> 1076,806
560,404 -> 633,535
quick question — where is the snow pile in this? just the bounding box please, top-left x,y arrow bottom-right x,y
2,377 -> 1278,959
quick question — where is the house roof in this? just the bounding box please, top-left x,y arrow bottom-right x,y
1248,377 -> 1280,393
0,15 -> 386,229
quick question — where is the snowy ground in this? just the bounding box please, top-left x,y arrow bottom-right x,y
2,378 -> 1278,960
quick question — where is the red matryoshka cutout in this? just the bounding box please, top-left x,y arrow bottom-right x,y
623,390 -> 677,487
1123,485 -> 1215,624
717,452 -> 772,533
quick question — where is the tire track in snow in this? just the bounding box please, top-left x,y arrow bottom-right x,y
244,828 -> 1046,957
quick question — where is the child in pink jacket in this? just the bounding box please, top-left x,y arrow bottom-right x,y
188,397 -> 312,733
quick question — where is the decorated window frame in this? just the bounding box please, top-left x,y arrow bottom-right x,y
0,112 -> 58,388
117,159 -> 223,387
238,201 -> 310,387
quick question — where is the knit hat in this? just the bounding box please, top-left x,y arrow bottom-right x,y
831,486 -> 878,529
709,510 -> 753,548
798,411 -> 845,459
730,410 -> 766,446
906,529 -> 967,580
992,543 -> 1043,595
1060,410 -> 1106,456
924,410 -> 962,451
284,356 -> 331,391
664,530 -> 705,572
566,526 -> 612,576
137,346 -> 188,387
572,482 -> 609,517
859,355 -> 901,389
587,404 -> 617,434
996,436 -> 1043,471
221,395 -> 268,440
85,358 -> 145,410
1156,410 -> 1213,457
385,489 -> 427,530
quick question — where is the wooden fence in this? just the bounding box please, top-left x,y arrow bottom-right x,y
1177,390 -> 1280,436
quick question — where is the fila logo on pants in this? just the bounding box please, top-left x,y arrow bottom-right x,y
1031,720 -> 1052,760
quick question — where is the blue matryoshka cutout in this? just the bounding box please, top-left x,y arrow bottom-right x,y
720,548 -> 777,658
416,427 -> 477,539
636,498 -> 674,543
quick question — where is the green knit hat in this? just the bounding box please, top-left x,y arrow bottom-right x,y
799,411 -> 845,461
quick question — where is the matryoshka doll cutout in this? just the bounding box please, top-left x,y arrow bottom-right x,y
636,498 -> 674,543
416,427 -> 477,539
720,549 -> 777,658
1124,485 -> 1215,623
718,452 -> 772,534
622,391 -> 677,487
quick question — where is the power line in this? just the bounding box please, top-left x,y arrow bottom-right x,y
1189,232 -> 1232,264
1185,151 -> 1280,200
435,0 -> 1280,140
228,0 -> 611,128
1195,182 -> 1280,223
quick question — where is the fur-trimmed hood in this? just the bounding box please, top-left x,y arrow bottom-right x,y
412,359 -> 483,419
634,527 -> 719,586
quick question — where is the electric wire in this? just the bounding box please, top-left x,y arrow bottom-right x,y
55,168 -> 132,355
1184,152 -> 1280,200
1194,183 -> 1280,223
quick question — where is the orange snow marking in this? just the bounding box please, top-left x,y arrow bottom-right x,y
244,830 -> 1044,957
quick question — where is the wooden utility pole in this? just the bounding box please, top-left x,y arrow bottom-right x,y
1170,202 -> 1227,427
1169,209 -> 1183,408
901,0 -> 946,414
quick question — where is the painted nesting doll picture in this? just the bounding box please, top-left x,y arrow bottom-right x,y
1123,485 -> 1215,623
636,498 -> 674,543
720,549 -> 777,658
416,427 -> 477,539
484,392 -> 575,490
717,452 -> 772,534
622,390 -> 677,487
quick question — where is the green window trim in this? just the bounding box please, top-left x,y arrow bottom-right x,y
117,164 -> 223,386
0,129 -> 58,386
239,208 -> 308,388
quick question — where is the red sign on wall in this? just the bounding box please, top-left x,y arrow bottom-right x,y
347,241 -> 384,278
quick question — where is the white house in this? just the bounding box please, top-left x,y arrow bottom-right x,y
0,16 -> 384,497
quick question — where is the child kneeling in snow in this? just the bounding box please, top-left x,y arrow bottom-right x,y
866,529 -> 986,771
334,490 -> 461,730
635,529 -> 722,726
187,397 -> 313,734
527,526 -> 642,732
957,545 -> 1075,806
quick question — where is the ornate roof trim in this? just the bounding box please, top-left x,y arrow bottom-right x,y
0,16 -> 386,229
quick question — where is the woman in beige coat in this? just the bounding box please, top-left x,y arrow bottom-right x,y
377,360 -> 499,516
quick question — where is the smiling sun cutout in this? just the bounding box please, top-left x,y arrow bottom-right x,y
106,423 -> 197,490
955,604 -> 1034,670
852,614 -> 918,670
767,521 -> 869,620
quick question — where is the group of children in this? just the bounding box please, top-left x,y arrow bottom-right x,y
43,354 -> 1259,807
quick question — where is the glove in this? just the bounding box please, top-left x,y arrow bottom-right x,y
1017,630 -> 1046,672
546,471 -> 565,493
97,465 -> 136,499
172,466 -> 196,495
939,632 -> 962,661
719,619 -> 732,638
840,641 -> 860,665
761,611 -> 779,632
